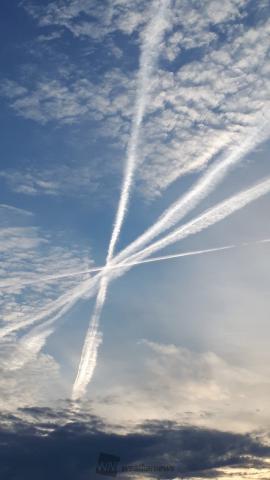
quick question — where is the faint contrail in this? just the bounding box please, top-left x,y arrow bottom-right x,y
72,0 -> 171,401
0,270 -> 92,289
0,244 -> 236,289
0,273 -> 101,339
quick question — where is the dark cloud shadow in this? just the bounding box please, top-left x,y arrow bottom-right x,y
0,406 -> 269,479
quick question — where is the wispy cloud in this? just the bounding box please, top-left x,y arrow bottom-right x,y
138,14 -> 270,196
0,70 -> 134,132
0,162 -> 113,200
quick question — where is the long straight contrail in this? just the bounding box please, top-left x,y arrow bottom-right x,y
3,236 -> 270,291
112,121 -> 270,266
0,243 -> 237,357
72,0 -> 171,401
107,0 -> 171,262
0,244 -> 236,289
114,176 -> 270,272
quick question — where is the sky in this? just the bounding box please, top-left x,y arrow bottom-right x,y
1,0 -> 270,478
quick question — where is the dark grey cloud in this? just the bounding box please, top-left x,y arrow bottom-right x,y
0,406 -> 269,479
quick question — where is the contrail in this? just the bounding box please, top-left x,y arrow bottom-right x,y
112,121 -> 270,266
3,236 -> 270,291
72,0 -> 171,401
3,212 -> 270,371
107,0 -> 171,262
0,273 -> 101,340
11,244 -> 235,370
0,271 -> 93,289
4,58 -> 268,393
0,246 -> 235,346
114,176 -> 270,271
0,245 -> 236,289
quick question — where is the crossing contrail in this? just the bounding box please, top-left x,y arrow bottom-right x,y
1,176 -> 270,344
9,238 -> 270,370
72,175 -> 270,399
1,123 -> 269,293
72,0 -> 172,401
3,237 -> 270,291
9,244 -> 235,370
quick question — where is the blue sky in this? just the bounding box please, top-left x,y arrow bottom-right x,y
1,1 -> 270,478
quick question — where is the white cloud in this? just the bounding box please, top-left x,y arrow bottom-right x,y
0,163 -> 109,199
136,17 -> 270,197
0,336 -> 65,411
0,205 -> 92,324
4,2 -> 269,202
0,203 -> 95,407
23,0 -> 152,40
90,339 -> 270,433
0,69 -> 135,130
